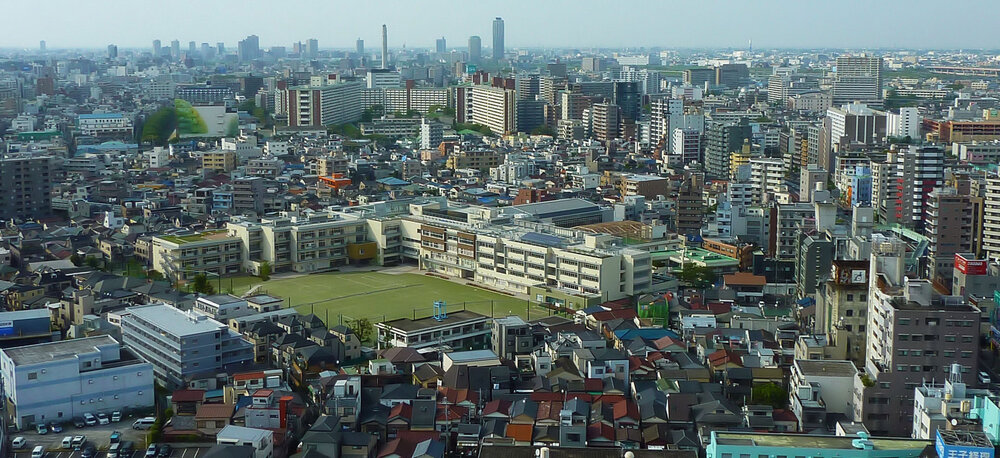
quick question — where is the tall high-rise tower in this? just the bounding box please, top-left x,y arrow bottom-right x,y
436,37 -> 446,54
468,36 -> 481,63
381,24 -> 388,69
492,17 -> 504,60
153,40 -> 161,57
356,38 -> 364,55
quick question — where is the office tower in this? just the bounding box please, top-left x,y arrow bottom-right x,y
704,118 -> 752,178
514,74 -> 539,100
492,17 -> 505,60
435,37 -> 446,54
547,62 -> 567,78
591,103 -> 621,143
649,98 -> 683,148
887,107 -> 921,140
201,42 -> 212,59
832,55 -> 883,107
170,39 -> 180,59
356,38 -> 364,55
982,173 -> 1000,262
238,35 -> 260,62
671,128 -> 701,166
515,99 -> 545,133
898,145 -> 945,230
826,103 -> 887,150
217,42 -> 225,56
39,40 -> 45,52
715,63 -> 749,88
857,240 -> 980,436
925,187 -> 972,284
675,171 -> 704,236
468,36 -> 481,62
381,25 -> 388,69
582,57 -> 602,72
683,68 -> 715,87
153,39 -> 161,57
107,44 -> 118,59
0,154 -> 52,219
307,38 -> 318,58
613,81 -> 641,124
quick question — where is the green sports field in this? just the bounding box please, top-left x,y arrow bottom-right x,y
234,271 -> 555,324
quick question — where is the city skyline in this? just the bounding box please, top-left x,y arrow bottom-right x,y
2,0 -> 999,50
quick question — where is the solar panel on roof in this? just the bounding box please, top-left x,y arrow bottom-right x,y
520,232 -> 565,247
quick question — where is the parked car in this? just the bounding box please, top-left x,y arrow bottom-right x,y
72,417 -> 86,428
110,430 -> 122,444
31,445 -> 44,458
35,423 -> 48,435
158,444 -> 172,457
97,413 -> 110,425
83,413 -> 97,426
61,436 -> 73,448
11,436 -> 26,449
71,435 -> 86,451
146,443 -> 159,457
111,411 -> 122,422
81,444 -> 97,458
980,371 -> 991,385
49,422 -> 63,433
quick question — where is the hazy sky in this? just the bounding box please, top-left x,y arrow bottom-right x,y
5,0 -> 998,50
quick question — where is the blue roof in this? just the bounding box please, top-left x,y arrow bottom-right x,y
78,113 -> 124,119
614,328 -> 681,341
376,177 -> 410,186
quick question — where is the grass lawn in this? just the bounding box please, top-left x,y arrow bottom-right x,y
234,271 -> 556,324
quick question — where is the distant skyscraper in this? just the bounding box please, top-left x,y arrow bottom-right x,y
153,40 -> 161,57
39,40 -> 45,52
171,39 -> 180,60
107,44 -> 118,59
238,35 -> 260,62
356,38 -> 364,55
201,42 -> 212,59
188,41 -> 196,57
307,38 -> 318,58
468,36 -> 481,63
436,37 -> 446,54
492,17 -> 504,60
381,24 -> 388,69
217,42 -> 225,56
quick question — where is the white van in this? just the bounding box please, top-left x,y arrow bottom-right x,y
132,417 -> 156,430
61,436 -> 73,448
31,445 -> 45,458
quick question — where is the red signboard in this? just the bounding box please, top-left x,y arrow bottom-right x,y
955,254 -> 987,275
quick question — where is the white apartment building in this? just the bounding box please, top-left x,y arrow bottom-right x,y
749,157 -> 785,205
285,80 -> 363,127
887,107 -> 921,139
194,294 -> 254,321
984,173 -> 1000,262
789,359 -> 858,432
366,69 -> 402,89
469,85 -> 516,135
77,113 -> 133,137
226,211 -> 368,275
670,128 -> 701,167
0,336 -> 155,428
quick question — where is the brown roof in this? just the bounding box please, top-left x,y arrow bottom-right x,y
195,403 -> 234,420
723,272 -> 766,287
505,423 -> 533,442
171,389 -> 206,403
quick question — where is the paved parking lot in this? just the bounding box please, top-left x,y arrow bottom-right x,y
11,444 -> 210,458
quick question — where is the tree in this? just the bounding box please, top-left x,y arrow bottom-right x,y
751,382 -> 789,409
674,264 -> 716,289
70,253 -> 83,266
146,270 -> 164,281
259,261 -> 271,281
85,257 -> 102,270
531,125 -> 555,136
350,318 -> 374,343
191,274 -> 216,295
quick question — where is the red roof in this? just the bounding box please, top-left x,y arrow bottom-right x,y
772,408 -> 798,423
587,422 -> 615,440
505,423 -> 533,442
612,400 -> 639,420
233,371 -> 266,381
482,399 -> 511,417
253,389 -> 274,397
530,392 -> 564,402
388,402 -> 412,421
708,349 -> 743,368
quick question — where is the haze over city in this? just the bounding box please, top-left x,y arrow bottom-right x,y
3,0 -> 998,49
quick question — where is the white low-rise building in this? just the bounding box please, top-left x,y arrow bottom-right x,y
0,335 -> 154,428
217,424 -> 273,458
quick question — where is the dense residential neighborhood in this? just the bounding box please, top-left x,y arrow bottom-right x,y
2,6 -> 1000,458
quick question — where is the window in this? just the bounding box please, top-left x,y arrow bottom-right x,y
846,309 -> 854,317
898,334 -> 909,341
27,372 -> 37,380
945,335 -> 956,342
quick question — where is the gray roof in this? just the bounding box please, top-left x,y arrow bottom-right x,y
3,335 -> 118,366
124,304 -> 226,337
795,360 -> 859,378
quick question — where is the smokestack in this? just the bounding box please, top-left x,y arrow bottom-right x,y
381,24 -> 388,69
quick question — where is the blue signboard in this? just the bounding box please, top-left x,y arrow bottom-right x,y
936,431 -> 995,458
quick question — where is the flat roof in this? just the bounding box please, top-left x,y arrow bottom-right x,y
218,424 -> 271,441
126,304 -> 226,336
446,349 -> 498,362
380,310 -> 488,333
795,360 -> 859,378
0,308 -> 51,321
156,230 -> 233,245
3,335 -> 118,366
714,432 -> 931,450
